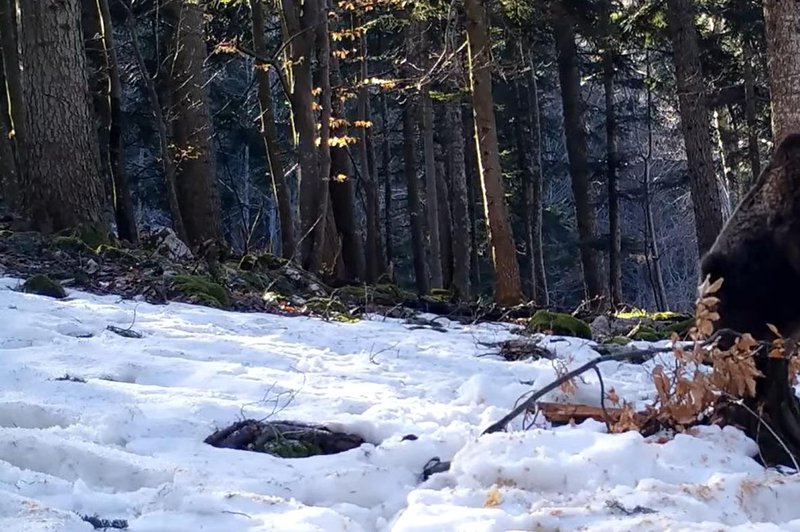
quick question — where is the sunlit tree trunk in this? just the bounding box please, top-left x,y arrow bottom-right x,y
465,0 -> 521,306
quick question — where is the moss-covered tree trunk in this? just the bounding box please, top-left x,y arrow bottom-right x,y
19,0 -> 107,234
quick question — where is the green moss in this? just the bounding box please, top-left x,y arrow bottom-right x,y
256,253 -> 288,270
627,324 -> 664,342
613,308 -> 648,320
95,244 -> 138,264
652,311 -> 688,321
305,296 -> 347,315
239,254 -> 257,271
78,225 -> 111,249
663,317 -> 694,336
428,288 -> 453,301
338,283 -> 417,306
23,274 -> 66,299
528,310 -> 592,340
603,335 -> 633,346
52,235 -> 92,253
260,438 -> 322,458
240,271 -> 271,291
172,274 -> 230,309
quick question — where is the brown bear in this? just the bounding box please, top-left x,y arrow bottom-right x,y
700,132 -> 800,341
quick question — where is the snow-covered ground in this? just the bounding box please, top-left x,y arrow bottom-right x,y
1,276 -> 799,531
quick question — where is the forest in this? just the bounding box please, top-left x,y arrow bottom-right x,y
6,1 -> 800,528
0,0 -> 787,313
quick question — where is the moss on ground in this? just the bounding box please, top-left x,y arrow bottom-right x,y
338,283 -> 417,306
528,310 -> 592,339
23,274 -> 66,299
172,274 -> 230,309
52,235 -> 92,254
239,254 -> 257,271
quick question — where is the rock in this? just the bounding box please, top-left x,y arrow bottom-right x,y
22,274 -> 67,299
85,259 -> 100,275
590,315 -> 612,340
142,227 -> 193,260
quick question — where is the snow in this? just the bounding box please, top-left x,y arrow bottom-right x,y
0,276 -> 799,531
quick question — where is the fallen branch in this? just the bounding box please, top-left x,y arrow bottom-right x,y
482,348 -> 670,435
482,328 -> 748,435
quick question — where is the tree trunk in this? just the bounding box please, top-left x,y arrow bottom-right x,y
164,0 -> 224,247
281,0 -> 322,267
553,8 -> 604,303
436,140 -> 453,288
465,0 -> 521,306
464,97 -> 482,291
122,2 -> 187,243
643,51 -> 669,311
327,50 -> 365,281
96,0 -> 137,243
0,0 -> 24,148
421,91 -> 443,288
403,95 -> 430,294
381,93 -> 394,274
0,34 -> 16,209
81,0 -> 114,216
714,106 -> 739,208
358,23 -> 383,282
763,0 -> 800,142
251,0 -> 294,258
526,61 -> 548,306
601,4 -> 622,307
666,0 -> 724,258
742,38 -> 761,190
444,100 -> 471,300
18,0 -> 107,234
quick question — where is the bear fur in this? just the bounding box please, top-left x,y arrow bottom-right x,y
700,132 -> 800,341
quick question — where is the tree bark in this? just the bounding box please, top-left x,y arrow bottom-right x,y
601,4 -> 622,307
310,0 -> 335,274
553,8 -> 605,303
381,93 -> 394,274
742,38 -> 761,190
250,0 -> 294,258
444,100 -> 471,299
463,97 -> 482,291
0,30 -> 16,209
436,139 -> 453,288
0,0 -> 24,149
96,0 -> 137,243
281,0 -> 322,267
403,95 -> 430,294
763,0 -> 800,143
421,90 -> 443,288
357,22 -> 383,282
164,0 -> 224,247
465,0 -> 521,306
666,0 -> 724,258
526,62 -> 548,306
18,0 -> 107,234
328,50 -> 365,280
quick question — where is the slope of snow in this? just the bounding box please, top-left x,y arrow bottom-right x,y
0,276 -> 798,531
